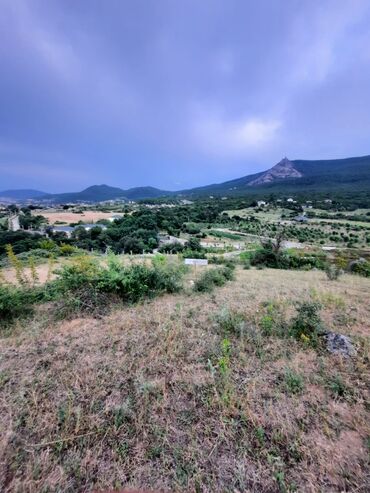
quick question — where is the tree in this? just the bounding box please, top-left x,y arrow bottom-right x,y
123,237 -> 145,254
185,237 -> 202,251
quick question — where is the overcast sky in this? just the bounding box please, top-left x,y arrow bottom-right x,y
1,0 -> 370,192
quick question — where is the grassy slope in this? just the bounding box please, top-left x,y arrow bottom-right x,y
1,269 -> 369,492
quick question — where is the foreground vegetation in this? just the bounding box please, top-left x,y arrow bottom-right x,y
0,267 -> 369,492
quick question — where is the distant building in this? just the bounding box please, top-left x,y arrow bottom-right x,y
287,198 -> 294,203
324,199 -> 332,203
80,223 -> 107,231
109,215 -> 123,222
257,201 -> 267,207
51,226 -> 74,237
293,215 -> 308,223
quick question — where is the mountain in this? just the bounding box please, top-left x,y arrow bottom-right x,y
44,184 -> 169,203
0,189 -> 48,201
1,154 -> 369,203
122,186 -> 170,200
46,184 -> 127,203
248,157 -> 302,186
180,154 -> 370,197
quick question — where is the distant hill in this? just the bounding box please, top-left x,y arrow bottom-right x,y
44,184 -> 169,203
122,186 -> 170,200
0,184 -> 169,203
2,154 -> 370,203
0,189 -> 48,201
46,185 -> 127,203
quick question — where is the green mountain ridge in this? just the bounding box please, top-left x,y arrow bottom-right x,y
1,154 -> 370,203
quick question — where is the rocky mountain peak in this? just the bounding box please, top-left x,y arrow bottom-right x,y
248,156 -> 303,186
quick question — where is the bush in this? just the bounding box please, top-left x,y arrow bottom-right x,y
208,257 -> 237,270
59,243 -> 76,256
283,368 -> 304,394
0,284 -> 43,327
1,253 -> 188,324
39,239 -> 57,251
55,254 -> 186,317
158,242 -> 184,254
289,301 -> 323,346
325,264 -> 342,280
184,237 -> 203,251
214,308 -> 246,337
182,248 -> 206,259
348,259 -> 370,277
193,267 -> 234,292
250,244 -> 326,270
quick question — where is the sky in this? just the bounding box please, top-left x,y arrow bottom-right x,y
1,0 -> 370,193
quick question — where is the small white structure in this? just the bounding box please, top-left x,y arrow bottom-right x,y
287,198 -> 294,203
109,215 -> 123,222
79,223 -> 107,231
184,258 -> 208,266
257,201 -> 267,207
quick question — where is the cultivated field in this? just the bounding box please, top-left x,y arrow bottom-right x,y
33,210 -> 123,225
1,268 -> 369,492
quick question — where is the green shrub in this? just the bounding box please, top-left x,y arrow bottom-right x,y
59,243 -> 76,256
242,258 -> 251,269
158,242 -> 184,254
214,308 -> 246,336
193,267 -> 234,292
39,239 -> 57,251
182,248 -> 206,259
283,368 -> 304,394
289,301 -> 323,346
250,244 -> 326,270
56,256 -> 101,291
259,301 -> 287,337
55,254 -> 186,316
327,374 -> 350,398
0,284 -> 43,327
349,260 -> 370,277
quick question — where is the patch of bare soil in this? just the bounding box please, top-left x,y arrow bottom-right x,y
34,210 -> 123,225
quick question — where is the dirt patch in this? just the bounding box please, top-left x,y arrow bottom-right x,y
0,260 -> 67,285
34,210 -> 123,225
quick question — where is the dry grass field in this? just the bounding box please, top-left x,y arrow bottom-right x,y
1,260 -> 65,285
1,268 -> 369,492
34,210 -> 123,225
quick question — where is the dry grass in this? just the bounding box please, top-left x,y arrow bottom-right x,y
1,260 -> 66,285
34,210 -> 123,225
0,269 -> 369,492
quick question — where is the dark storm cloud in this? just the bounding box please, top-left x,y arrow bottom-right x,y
1,0 -> 370,191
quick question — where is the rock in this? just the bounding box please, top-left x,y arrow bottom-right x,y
325,332 -> 357,357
